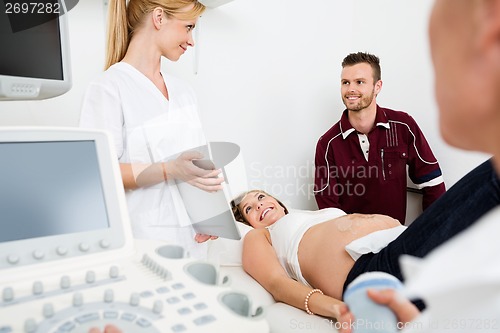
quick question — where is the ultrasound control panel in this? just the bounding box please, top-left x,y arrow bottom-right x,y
0,240 -> 269,333
0,128 -> 269,333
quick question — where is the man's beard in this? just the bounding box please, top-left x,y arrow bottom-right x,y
343,89 -> 375,112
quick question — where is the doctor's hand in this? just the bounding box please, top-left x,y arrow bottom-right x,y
337,289 -> 420,333
195,233 -> 219,243
166,151 -> 224,192
88,325 -> 122,333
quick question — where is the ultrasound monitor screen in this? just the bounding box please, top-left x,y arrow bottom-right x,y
0,140 -> 109,242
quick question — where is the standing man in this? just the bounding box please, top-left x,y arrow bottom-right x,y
314,52 -> 445,224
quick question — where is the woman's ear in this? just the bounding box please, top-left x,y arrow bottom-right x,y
152,7 -> 164,30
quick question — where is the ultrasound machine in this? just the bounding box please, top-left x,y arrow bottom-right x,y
0,128 -> 269,333
1,2 -> 268,331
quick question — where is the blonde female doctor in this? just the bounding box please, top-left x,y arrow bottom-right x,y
80,0 -> 222,258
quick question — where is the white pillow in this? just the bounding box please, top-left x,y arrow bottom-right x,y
208,222 -> 252,266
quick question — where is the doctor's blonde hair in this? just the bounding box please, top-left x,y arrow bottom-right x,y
105,0 -> 205,70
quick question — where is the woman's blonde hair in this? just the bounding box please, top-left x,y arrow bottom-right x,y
105,0 -> 205,70
230,190 -> 289,226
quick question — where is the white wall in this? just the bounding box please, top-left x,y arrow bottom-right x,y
170,0 -> 490,209
0,0 -> 489,210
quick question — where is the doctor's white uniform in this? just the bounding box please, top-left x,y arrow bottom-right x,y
80,62 -> 208,258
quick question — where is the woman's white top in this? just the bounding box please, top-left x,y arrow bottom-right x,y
267,208 -> 347,287
80,62 -> 207,258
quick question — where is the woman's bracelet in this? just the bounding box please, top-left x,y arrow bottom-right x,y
304,288 -> 323,315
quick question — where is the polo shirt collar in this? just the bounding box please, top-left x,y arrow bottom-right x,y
340,105 -> 390,139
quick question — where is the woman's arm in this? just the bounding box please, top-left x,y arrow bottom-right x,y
119,151 -> 223,191
242,229 -> 343,320
120,163 -> 156,190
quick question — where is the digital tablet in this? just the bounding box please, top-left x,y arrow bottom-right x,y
175,142 -> 246,240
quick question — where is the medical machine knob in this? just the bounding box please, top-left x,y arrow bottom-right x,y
42,303 -> 55,318
129,293 -> 140,306
85,270 -> 96,284
100,239 -> 110,248
109,265 -> 119,278
7,254 -> 20,264
32,250 -> 45,260
2,287 -> 14,302
60,275 -> 71,289
56,246 -> 68,256
32,281 -> 43,295
104,289 -> 114,303
79,242 -> 90,252
73,292 -> 83,307
152,300 -> 164,314
24,318 -> 37,333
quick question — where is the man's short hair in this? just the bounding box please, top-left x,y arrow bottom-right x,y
342,52 -> 381,82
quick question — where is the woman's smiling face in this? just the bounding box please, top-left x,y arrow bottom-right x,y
238,191 -> 287,228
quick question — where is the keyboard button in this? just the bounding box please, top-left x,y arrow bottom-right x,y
177,307 -> 192,315
156,286 -> 170,294
75,313 -> 100,324
57,321 -> 76,332
166,296 -> 180,304
171,283 -> 184,290
193,302 -> 208,311
193,315 -> 216,326
136,318 -> 152,328
121,313 -> 137,322
182,292 -> 196,300
103,311 -> 119,319
171,324 -> 187,332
